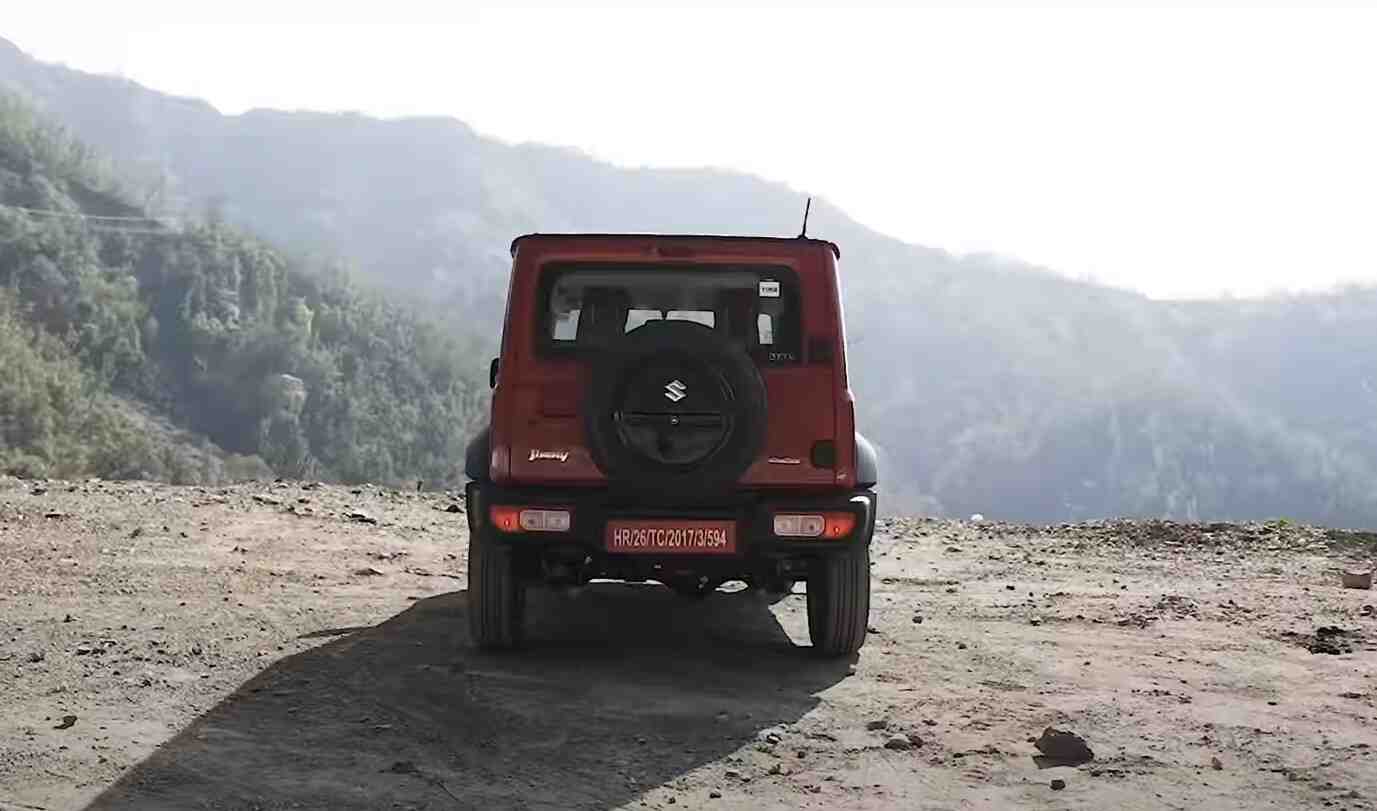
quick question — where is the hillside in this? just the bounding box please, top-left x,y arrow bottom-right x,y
3,35 -> 1377,525
0,91 -> 487,486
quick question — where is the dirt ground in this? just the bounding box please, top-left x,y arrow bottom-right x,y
1,477 -> 1375,811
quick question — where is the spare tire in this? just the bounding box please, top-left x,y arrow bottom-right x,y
584,320 -> 766,496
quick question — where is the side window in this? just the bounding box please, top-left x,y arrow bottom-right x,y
757,313 -> 774,345
552,309 -> 580,341
549,280 -> 582,341
625,309 -> 662,331
667,311 -> 715,329
626,310 -> 715,331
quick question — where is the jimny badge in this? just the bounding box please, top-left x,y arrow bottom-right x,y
529,449 -> 570,463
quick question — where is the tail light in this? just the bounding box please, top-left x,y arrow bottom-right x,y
490,506 -> 572,533
772,512 -> 856,539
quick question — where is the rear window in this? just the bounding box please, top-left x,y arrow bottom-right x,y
540,263 -> 801,363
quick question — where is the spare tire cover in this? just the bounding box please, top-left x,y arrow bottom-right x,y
584,320 -> 766,495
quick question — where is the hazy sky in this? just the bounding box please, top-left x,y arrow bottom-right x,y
8,5 -> 1377,298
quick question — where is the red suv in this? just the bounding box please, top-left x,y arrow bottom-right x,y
465,234 -> 878,655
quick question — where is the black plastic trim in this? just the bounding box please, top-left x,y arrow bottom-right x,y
855,432 -> 879,489
464,424 -> 491,482
472,483 -> 875,563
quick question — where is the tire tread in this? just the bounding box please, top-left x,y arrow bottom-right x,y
468,527 -> 523,649
807,546 -> 870,656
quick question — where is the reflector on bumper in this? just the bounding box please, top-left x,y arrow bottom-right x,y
490,506 -> 571,533
772,512 -> 856,539
773,514 -> 825,537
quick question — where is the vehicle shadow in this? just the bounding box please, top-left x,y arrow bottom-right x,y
84,584 -> 852,810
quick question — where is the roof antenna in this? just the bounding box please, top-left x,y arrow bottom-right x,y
798,196 -> 812,238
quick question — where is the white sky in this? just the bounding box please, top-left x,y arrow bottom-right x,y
7,4 -> 1377,298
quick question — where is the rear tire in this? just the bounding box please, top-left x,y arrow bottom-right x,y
467,526 -> 525,650
806,548 -> 871,656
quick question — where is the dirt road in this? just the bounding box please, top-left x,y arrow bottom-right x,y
2,477 -> 1375,810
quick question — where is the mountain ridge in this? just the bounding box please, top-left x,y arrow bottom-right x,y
4,35 -> 1377,526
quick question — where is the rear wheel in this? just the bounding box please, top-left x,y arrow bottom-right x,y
806,548 -> 871,656
467,526 -> 525,650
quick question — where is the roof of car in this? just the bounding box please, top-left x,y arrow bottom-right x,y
510,233 -> 841,259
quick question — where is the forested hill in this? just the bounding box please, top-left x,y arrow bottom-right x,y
4,35 -> 1377,526
0,92 -> 487,485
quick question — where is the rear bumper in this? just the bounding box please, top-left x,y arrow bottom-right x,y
467,483 -> 876,563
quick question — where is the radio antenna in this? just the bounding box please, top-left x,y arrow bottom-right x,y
798,197 -> 813,238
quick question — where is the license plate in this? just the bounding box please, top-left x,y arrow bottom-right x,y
605,519 -> 737,555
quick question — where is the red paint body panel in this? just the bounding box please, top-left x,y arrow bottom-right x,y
489,235 -> 854,492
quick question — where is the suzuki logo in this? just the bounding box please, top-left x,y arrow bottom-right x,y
664,379 -> 687,402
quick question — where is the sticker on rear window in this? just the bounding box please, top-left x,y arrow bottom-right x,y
759,280 -> 781,298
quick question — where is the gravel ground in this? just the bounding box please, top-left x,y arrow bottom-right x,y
1,477 -> 1375,810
